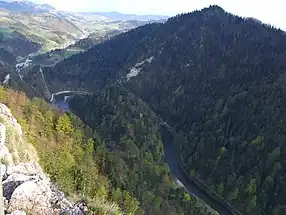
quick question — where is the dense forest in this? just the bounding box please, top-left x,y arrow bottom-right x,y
123,7 -> 286,215
69,86 -> 214,215
17,5 -> 286,215
180,79 -> 286,215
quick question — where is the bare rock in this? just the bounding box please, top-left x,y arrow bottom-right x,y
0,104 -> 21,134
0,123 -> 5,149
4,197 -> 9,211
6,162 -> 45,179
0,145 -> 13,166
11,210 -> 26,215
1,164 -> 6,177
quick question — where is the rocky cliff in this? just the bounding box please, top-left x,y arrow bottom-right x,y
0,103 -> 86,215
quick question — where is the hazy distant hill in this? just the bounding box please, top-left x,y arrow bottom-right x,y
0,0 -> 55,12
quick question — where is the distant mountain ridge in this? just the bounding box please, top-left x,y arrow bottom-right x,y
0,0 -> 55,12
80,11 -> 169,21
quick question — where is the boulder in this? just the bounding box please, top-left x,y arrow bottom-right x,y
8,180 -> 55,214
2,173 -> 36,200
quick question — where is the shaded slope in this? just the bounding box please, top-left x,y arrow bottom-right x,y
123,6 -> 286,215
124,6 -> 286,215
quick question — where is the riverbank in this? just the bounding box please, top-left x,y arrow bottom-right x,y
160,125 -> 242,215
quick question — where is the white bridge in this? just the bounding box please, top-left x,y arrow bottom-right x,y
49,90 -> 90,103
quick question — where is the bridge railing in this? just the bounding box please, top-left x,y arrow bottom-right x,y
50,91 -> 91,103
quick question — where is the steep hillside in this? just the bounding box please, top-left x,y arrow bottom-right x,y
33,5 -> 286,215
123,8 -> 286,215
0,100 -> 88,214
0,86 -> 137,214
69,86 -> 216,215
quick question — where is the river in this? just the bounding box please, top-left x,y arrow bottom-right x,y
160,126 -> 236,215
54,99 -> 69,112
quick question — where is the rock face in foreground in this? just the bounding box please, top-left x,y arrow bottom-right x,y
0,103 -> 86,215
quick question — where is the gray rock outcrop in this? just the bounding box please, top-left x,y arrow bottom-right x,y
8,210 -> 26,215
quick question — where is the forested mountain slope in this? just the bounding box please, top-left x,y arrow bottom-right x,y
28,5 -> 286,215
126,8 -> 286,214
